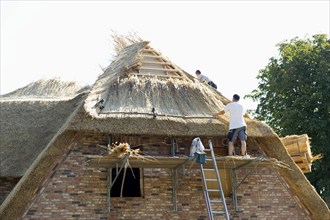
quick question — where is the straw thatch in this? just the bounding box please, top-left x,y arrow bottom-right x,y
0,78 -> 89,100
111,30 -> 143,55
84,41 -> 220,117
76,41 -> 274,137
0,78 -> 89,176
0,87 -> 85,219
101,142 -> 141,157
0,94 -> 86,177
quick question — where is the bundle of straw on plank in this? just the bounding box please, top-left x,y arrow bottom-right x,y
280,134 -> 310,155
280,134 -> 322,173
108,143 -> 140,157
97,142 -> 156,162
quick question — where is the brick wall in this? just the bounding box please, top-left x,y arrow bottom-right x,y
231,168 -> 309,219
20,132 -> 310,219
0,177 -> 21,205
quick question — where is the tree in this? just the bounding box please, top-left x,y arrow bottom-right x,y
247,34 -> 330,205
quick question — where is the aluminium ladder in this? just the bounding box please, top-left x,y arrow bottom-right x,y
200,140 -> 230,220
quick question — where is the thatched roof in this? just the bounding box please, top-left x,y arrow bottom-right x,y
0,79 -> 88,176
75,41 -> 273,137
84,41 -> 222,117
0,42 -> 328,220
0,78 -> 89,100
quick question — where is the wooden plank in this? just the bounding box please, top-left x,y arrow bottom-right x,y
292,155 -> 308,163
87,156 -> 280,169
141,48 -> 160,54
140,67 -> 179,73
141,61 -> 173,66
129,73 -> 183,78
296,162 -> 311,172
140,54 -> 164,59
205,169 -> 232,197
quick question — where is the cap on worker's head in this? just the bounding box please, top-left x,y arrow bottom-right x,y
233,94 -> 240,101
195,70 -> 201,75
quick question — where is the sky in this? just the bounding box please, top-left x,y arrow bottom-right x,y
1,1 -> 329,110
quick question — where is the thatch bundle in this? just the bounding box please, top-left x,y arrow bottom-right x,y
100,143 -> 141,158
110,143 -> 139,157
280,134 -> 322,173
280,134 -> 310,154
111,31 -> 143,55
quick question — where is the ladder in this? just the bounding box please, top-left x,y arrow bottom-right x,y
200,140 -> 229,220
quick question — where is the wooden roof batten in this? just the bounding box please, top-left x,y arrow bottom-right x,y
139,67 -> 180,73
134,46 -> 183,78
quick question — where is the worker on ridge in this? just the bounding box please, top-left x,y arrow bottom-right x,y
214,94 -> 248,158
195,70 -> 217,89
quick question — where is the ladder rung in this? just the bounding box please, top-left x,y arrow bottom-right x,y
205,178 -> 217,181
212,210 -> 226,214
206,158 -> 213,161
203,168 -> 215,171
203,149 -> 211,151
210,200 -> 223,203
207,189 -> 220,192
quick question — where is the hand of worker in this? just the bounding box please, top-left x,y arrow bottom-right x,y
214,110 -> 225,117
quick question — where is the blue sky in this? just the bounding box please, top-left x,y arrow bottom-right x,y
1,1 -> 329,109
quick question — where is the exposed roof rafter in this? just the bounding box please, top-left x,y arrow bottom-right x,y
134,45 -> 183,78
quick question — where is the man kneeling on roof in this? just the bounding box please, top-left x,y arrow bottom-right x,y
195,70 -> 217,89
214,94 -> 249,158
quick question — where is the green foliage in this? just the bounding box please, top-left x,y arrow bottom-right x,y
247,34 -> 330,205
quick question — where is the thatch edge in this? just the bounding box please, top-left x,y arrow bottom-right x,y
0,93 -> 88,177
84,41 -> 149,117
68,105 -> 276,137
0,94 -> 86,219
0,131 -> 78,219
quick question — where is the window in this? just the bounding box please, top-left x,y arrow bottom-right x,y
110,168 -> 142,197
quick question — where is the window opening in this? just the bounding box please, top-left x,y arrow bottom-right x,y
111,168 -> 141,197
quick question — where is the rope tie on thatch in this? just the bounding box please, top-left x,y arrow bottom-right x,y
98,111 -> 216,119
296,139 -> 301,154
151,107 -> 157,119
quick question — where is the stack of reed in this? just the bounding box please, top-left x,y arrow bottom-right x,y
280,134 -> 321,173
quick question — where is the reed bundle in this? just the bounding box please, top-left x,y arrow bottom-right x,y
280,134 -> 322,173
108,143 -> 140,157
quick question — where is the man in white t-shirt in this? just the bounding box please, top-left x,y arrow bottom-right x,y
214,94 -> 247,156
